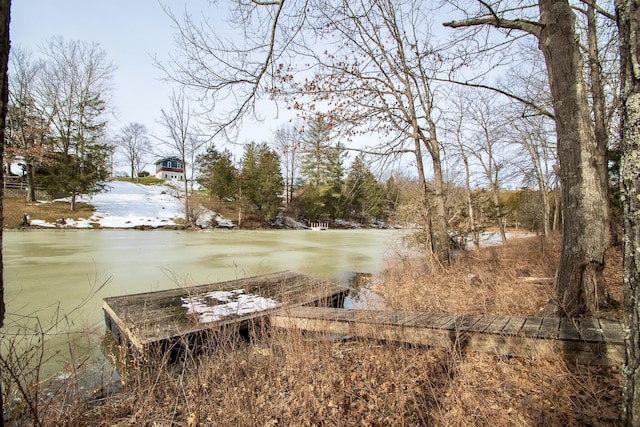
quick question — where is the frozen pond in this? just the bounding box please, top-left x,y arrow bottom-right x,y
2,229 -> 402,375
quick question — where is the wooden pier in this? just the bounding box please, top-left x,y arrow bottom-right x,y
104,271 -> 627,366
269,306 -> 626,366
103,271 -> 347,354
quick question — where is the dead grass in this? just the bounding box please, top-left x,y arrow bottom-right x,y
3,197 -> 95,228
8,236 -> 625,426
375,236 -> 559,316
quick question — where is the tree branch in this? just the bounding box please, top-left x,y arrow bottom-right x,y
432,76 -> 555,119
443,17 -> 542,38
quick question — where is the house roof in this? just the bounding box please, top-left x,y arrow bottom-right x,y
154,156 -> 184,165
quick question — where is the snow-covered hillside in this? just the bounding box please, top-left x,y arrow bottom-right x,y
30,180 -> 233,229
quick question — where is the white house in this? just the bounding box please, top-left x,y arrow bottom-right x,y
155,157 -> 185,181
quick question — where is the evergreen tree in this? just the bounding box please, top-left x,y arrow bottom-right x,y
299,116 -> 346,221
343,155 -> 385,223
36,145 -> 111,205
196,146 -> 238,208
241,143 -> 284,222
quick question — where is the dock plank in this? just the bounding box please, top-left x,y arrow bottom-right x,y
270,307 -> 626,366
501,317 -> 527,336
519,317 -> 543,337
410,312 -> 448,328
580,318 -> 604,342
456,314 -> 483,331
484,316 -> 511,334
599,319 -> 625,343
537,317 -> 561,339
465,315 -> 495,333
559,318 -> 582,341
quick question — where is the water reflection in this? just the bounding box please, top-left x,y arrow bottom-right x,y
342,272 -> 389,310
343,288 -> 388,310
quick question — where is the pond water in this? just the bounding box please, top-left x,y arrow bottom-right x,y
2,229 -> 402,376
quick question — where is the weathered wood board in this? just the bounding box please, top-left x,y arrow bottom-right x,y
103,271 -> 347,353
270,306 -> 626,366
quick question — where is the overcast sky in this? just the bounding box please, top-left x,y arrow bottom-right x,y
11,1 -> 185,136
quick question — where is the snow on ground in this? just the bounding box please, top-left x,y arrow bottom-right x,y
30,180 -> 231,229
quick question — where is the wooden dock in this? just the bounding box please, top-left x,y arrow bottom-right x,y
103,271 -> 347,354
269,306 -> 627,366
104,271 -> 627,366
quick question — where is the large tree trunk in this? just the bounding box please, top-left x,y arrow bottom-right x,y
26,161 -> 36,202
490,181 -> 507,243
1,2 -> 11,426
1,0 -> 10,328
431,153 -> 450,265
617,0 -> 640,423
586,3 -> 613,246
463,156 -> 480,250
538,0 -> 610,317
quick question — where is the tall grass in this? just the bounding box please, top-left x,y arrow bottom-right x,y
3,236 -> 623,426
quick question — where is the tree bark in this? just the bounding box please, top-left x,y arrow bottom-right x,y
553,180 -> 561,231
430,145 -> 451,265
538,0 -> 609,316
0,0 -> 10,327
586,2 -> 613,246
0,2 -> 11,426
617,0 -> 640,423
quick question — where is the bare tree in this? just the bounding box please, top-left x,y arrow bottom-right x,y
446,88 -> 481,250
464,92 -> 515,243
509,113 -> 557,237
156,89 -> 205,224
617,0 -> 640,422
5,48 -> 51,202
158,1 -> 310,140
114,122 -> 151,181
445,0 -> 611,316
272,124 -> 301,207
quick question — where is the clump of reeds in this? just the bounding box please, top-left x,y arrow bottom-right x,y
379,235 -> 554,315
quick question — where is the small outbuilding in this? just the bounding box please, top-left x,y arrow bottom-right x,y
155,157 -> 185,181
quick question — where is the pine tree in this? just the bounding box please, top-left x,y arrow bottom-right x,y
196,146 -> 238,208
344,155 -> 385,223
299,116 -> 346,221
241,143 -> 284,222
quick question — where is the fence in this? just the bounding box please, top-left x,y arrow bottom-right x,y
3,176 -> 55,201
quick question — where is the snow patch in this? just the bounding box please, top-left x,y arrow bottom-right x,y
181,289 -> 281,323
